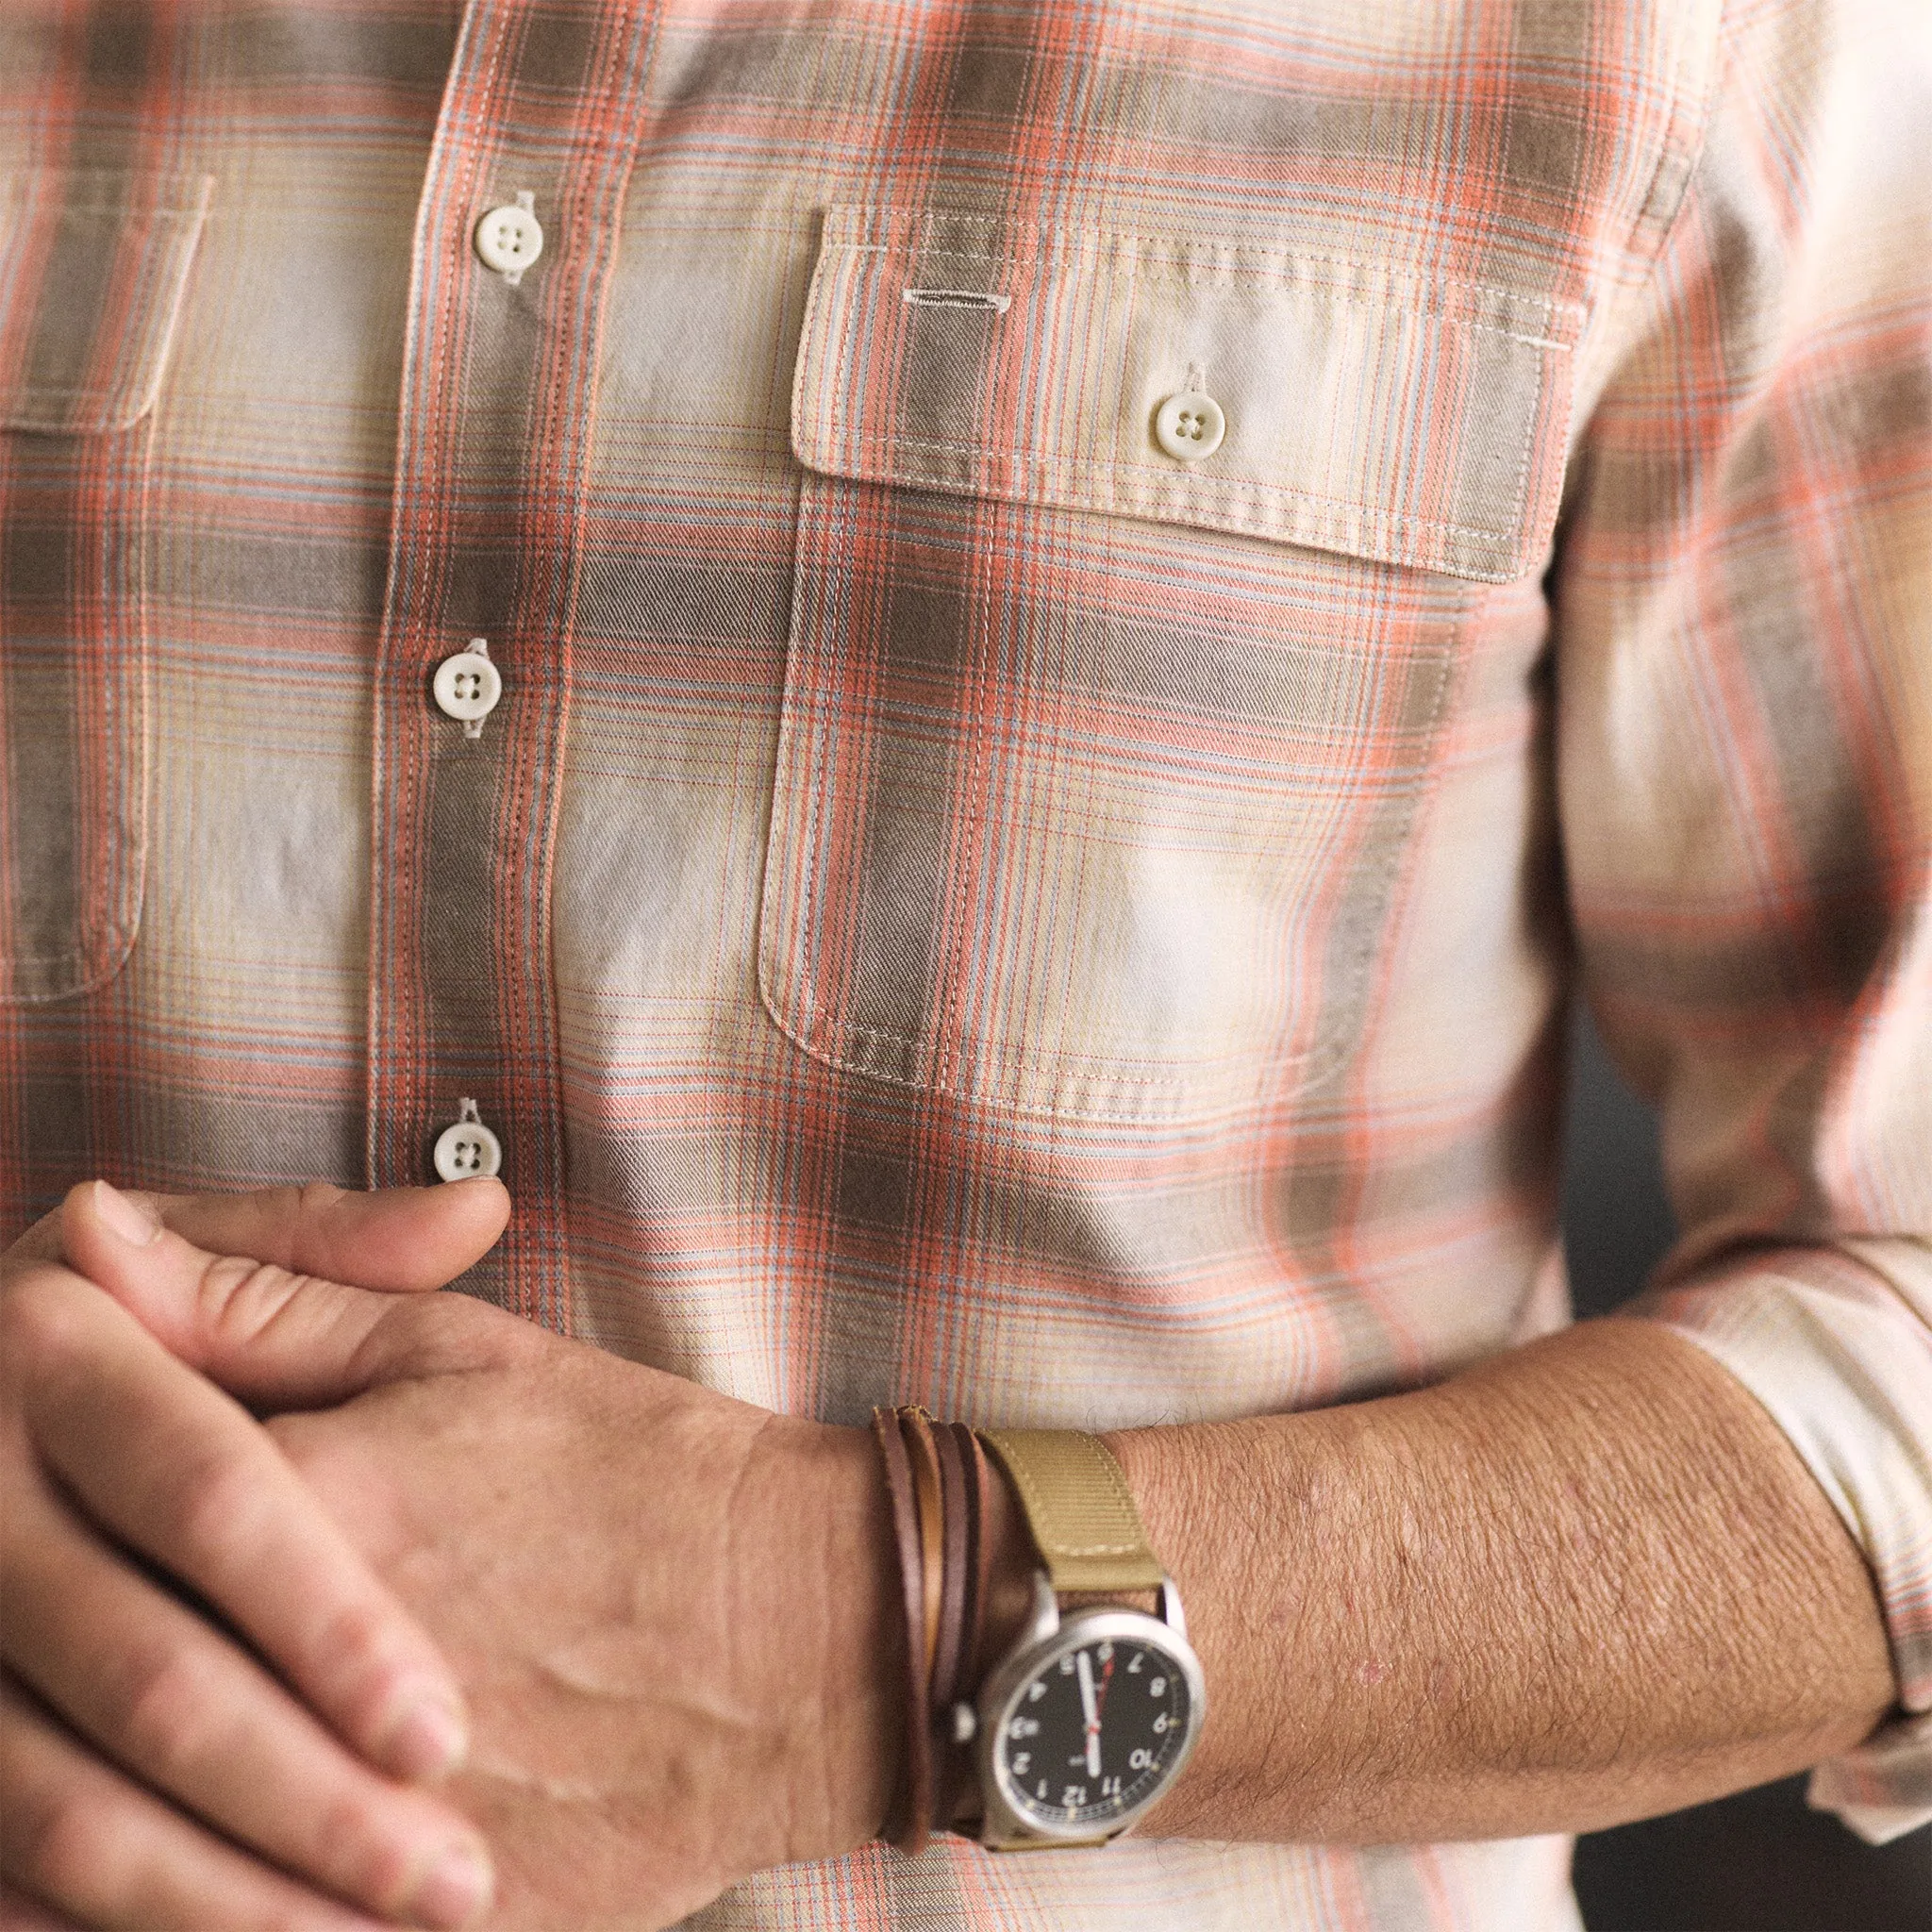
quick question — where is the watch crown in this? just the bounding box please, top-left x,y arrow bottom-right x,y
951,1701 -> 977,1744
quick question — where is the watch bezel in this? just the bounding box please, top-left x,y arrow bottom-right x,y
975,1596 -> 1206,1843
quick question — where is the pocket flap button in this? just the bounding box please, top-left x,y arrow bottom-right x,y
1153,391 -> 1226,462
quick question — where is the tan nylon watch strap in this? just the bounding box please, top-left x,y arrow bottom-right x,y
977,1429 -> 1165,1594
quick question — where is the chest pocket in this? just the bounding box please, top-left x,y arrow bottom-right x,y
761,206 -> 1580,1122
0,168 -> 208,1002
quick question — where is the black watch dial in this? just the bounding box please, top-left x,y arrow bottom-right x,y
993,1632 -> 1192,1832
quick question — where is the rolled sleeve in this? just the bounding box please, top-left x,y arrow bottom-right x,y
1553,1 -> 1932,1840
1644,1242 -> 1932,1841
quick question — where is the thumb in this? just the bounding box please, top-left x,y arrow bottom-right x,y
137,1177 -> 509,1294
58,1178 -> 515,1407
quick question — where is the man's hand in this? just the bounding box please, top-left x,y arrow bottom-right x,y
58,1182 -> 905,1932
0,1181 -> 507,1932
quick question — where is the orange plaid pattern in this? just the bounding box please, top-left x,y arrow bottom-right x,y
1,1 -> 1927,1924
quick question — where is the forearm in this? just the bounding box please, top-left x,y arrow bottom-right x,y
1091,1319 -> 1894,1843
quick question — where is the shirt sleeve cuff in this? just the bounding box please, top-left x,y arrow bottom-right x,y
1637,1238 -> 1932,1846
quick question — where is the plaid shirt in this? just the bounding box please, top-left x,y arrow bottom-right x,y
3,1 -> 1928,1924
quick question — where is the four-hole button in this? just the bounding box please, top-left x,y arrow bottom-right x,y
1153,390 -> 1226,462
433,1099 -> 503,1182
474,194 -> 543,283
432,641 -> 502,733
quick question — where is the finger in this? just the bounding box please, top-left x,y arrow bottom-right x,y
77,1179 -> 509,1296
2,1483 -> 492,1930
8,1262 -> 474,1787
58,1182 -> 517,1411
0,1674 -> 462,1932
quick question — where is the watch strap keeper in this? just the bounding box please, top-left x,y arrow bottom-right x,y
976,1429 -> 1165,1596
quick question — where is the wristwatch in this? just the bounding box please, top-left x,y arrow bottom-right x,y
962,1430 -> 1206,1848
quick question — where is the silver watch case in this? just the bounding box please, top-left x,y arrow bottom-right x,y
967,1572 -> 1207,1847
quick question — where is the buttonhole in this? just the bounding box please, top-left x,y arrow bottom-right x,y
902,289 -> 1012,314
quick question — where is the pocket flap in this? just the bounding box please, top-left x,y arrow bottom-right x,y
0,169 -> 211,435
791,207 -> 1583,584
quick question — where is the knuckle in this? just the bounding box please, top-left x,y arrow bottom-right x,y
261,1409 -> 325,1469
197,1252 -> 259,1304
164,1444 -> 273,1568
260,1550 -> 408,1714
10,1783 -> 108,1907
201,1254 -> 316,1349
313,1597 -> 394,1690
389,1288 -> 509,1370
310,1786 -> 417,1908
382,1293 -> 456,1357
262,1414 -> 358,1506
112,1647 -> 221,1781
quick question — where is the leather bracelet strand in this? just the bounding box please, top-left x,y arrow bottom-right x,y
920,1412 -> 971,1723
871,1407 -> 933,1855
949,1423 -> 997,1827
901,1408 -> 946,1697
962,1425 -> 997,1690
925,1418 -> 974,1826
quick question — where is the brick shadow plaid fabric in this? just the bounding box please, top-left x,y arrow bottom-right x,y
1,2 -> 1927,1924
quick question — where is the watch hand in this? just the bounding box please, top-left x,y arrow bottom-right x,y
1077,1651 -> 1101,1777
1091,1653 -> 1117,1778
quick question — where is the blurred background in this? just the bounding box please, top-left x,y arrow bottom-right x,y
1560,1008 -> 1930,1930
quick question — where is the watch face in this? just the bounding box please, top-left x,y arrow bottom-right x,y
989,1615 -> 1198,1836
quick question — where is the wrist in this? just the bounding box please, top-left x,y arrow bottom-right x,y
849,1416 -> 1204,1853
962,1428 -> 1209,1846
855,1414 -> 1038,1850
810,1422 -> 908,1853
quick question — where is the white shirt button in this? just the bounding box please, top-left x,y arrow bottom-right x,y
1153,391 -> 1226,461
474,194 -> 542,282
433,1099 -> 502,1182
432,642 -> 502,732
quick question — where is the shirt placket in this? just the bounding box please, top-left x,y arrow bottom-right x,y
367,0 -> 658,1324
